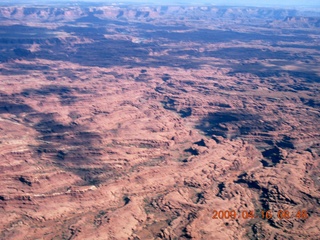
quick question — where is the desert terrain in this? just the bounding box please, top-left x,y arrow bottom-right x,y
0,3 -> 319,240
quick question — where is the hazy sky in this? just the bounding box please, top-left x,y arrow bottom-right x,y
7,0 -> 320,7
82,0 -> 319,6
208,0 -> 319,6
87,0 -> 319,5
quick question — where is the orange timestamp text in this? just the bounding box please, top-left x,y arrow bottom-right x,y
212,209 -> 309,220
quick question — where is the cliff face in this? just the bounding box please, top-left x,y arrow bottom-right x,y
0,3 -> 319,240
0,5 -> 318,23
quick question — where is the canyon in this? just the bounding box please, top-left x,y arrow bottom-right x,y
0,3 -> 319,240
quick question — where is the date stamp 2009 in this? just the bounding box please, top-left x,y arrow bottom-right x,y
212,210 -> 309,220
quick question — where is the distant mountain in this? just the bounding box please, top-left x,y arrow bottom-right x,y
0,5 -> 319,23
